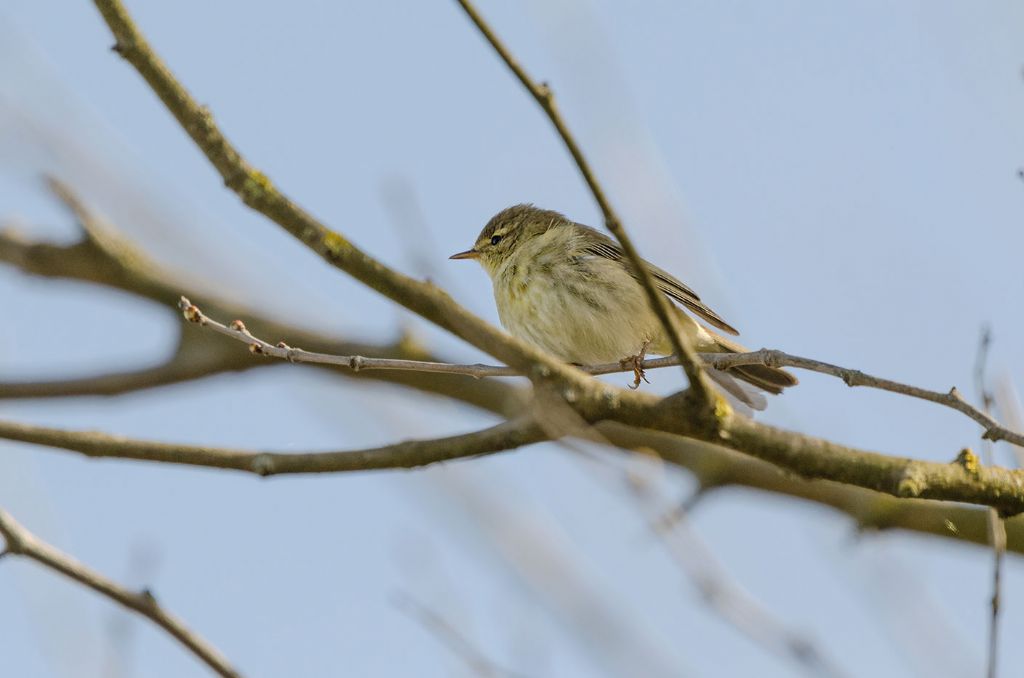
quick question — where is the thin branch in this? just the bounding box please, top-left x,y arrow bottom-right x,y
0,508 -> 241,678
974,326 -> 1005,678
177,295 -> 671,381
708,350 -> 1024,448
179,300 -> 1024,449
452,0 -> 714,406
0,417 -> 545,475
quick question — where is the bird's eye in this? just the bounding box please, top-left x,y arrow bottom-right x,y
490,235 -> 502,246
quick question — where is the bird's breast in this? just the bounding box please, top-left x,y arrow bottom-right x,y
491,255 -> 662,364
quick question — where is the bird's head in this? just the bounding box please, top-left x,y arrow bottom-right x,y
450,204 -> 564,274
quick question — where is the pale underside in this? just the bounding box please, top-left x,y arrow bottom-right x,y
489,226 -> 716,365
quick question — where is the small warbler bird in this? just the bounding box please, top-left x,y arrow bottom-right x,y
450,204 -> 796,409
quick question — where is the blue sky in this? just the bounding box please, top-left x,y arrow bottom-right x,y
2,1 -> 1023,676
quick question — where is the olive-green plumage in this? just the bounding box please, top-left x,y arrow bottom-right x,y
451,204 -> 796,408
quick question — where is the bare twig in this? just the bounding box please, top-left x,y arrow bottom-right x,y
452,0 -> 714,406
709,350 -> 1024,448
974,326 -> 1005,678
0,508 -> 241,678
180,299 -> 1024,449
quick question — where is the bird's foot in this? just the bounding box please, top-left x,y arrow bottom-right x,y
620,341 -> 651,390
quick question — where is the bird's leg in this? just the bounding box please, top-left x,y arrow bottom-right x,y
620,340 -> 651,390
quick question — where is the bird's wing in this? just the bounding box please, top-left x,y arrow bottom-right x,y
576,224 -> 739,336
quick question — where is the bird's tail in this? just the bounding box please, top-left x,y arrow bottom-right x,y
705,330 -> 798,399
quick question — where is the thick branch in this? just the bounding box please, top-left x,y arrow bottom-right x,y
601,424 -> 1024,553
0,508 -> 241,678
715,413 -> 1024,516
0,417 -> 544,475
452,0 -> 713,405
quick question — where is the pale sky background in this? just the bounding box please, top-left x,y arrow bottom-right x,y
1,1 -> 1024,677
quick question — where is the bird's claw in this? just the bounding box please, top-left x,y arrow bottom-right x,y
621,341 -> 651,390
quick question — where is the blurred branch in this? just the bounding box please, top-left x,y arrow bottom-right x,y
393,592 -> 529,678
0,508 -> 241,678
433,467 -> 687,677
973,326 -> 1005,678
452,0 -> 713,407
654,502 -> 847,677
0,177 -> 525,416
994,379 -> 1024,467
0,416 -> 544,475
578,444 -> 846,677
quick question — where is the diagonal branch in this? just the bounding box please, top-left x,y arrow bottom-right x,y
0,508 -> 242,678
393,592 -> 529,678
452,0 -> 714,406
90,0 -> 605,410
0,416 -> 545,475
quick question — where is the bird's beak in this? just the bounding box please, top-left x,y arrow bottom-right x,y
449,249 -> 479,260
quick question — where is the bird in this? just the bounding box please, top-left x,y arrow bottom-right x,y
450,204 -> 796,409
